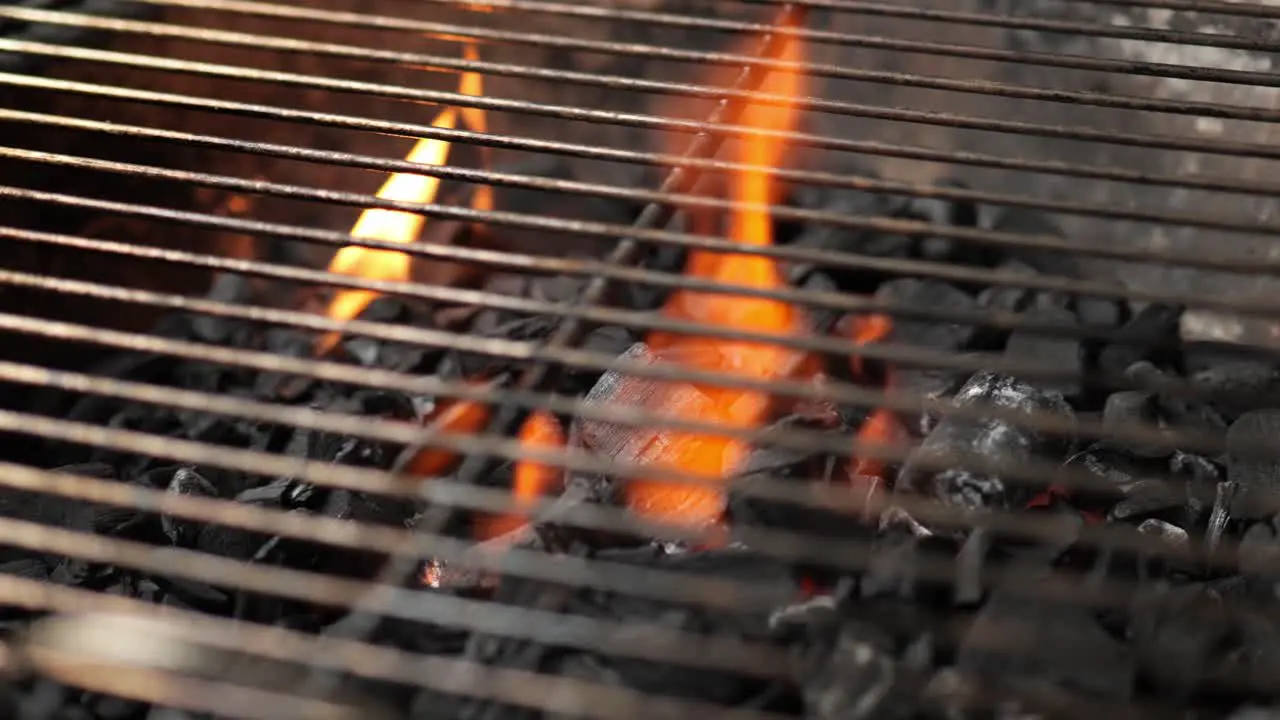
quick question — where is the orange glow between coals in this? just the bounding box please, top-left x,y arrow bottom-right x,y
317,44 -> 487,355
626,31 -> 810,529
843,311 -> 892,380
407,388 -> 493,478
475,410 -> 566,541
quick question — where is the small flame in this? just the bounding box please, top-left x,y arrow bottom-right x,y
847,408 -> 906,518
842,311 -> 892,380
317,45 -> 488,355
626,31 -> 809,529
408,389 -> 493,478
475,410 -> 565,541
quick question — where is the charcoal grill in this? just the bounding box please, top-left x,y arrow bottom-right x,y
1,0 -> 1280,718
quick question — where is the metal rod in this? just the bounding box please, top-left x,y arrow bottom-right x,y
3,579 -> 792,720
0,328 -> 1241,494
0,268 -> 1253,460
7,3 -> 1280,120
0,459 -> 1258,612
10,109 -> 1280,261
0,516 -> 789,678
731,0 -> 1280,52
12,179 -> 1280,330
6,36 -> 1280,136
0,306 -> 1249,490
0,462 -> 787,614
4,70 -> 1277,196
108,0 -> 1280,120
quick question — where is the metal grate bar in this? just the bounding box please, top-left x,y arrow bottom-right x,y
0,303 -> 1240,468
417,0 -> 1280,57
7,132 -> 1280,281
7,70 -> 1279,200
0,411 -> 1253,605
0,455 -> 1254,621
7,33 -> 1280,131
10,10 -> 1280,165
0,513 -> 790,678
8,176 -> 1280,328
3,578 -> 793,720
8,106 -> 1280,228
118,0 -> 1280,97
0,226 -> 1274,418
8,1 -> 1280,95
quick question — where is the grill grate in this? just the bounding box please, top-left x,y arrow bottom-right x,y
0,0 -> 1279,718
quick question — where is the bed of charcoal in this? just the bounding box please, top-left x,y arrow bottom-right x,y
2,157 -> 1280,720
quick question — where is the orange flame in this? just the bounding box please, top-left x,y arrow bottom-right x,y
842,311 -> 892,380
408,385 -> 493,478
317,45 -> 488,355
848,407 -> 906,510
626,31 -> 809,529
475,410 -> 565,540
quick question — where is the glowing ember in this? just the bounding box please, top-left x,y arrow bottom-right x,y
317,45 -> 487,355
847,408 -> 907,518
408,388 -> 492,478
475,410 -> 565,541
841,311 -> 892,380
624,30 -> 809,529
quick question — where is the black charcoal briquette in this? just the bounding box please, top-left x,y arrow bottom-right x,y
898,371 -> 1075,513
1227,410 -> 1280,520
1003,305 -> 1084,399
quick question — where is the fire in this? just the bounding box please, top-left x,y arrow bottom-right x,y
475,410 -> 565,540
625,31 -> 810,529
317,44 -> 488,355
408,386 -> 493,478
841,311 -> 892,380
847,408 -> 906,519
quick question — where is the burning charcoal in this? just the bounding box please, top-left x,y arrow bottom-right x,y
957,570 -> 1134,699
872,279 -> 977,401
190,272 -> 253,344
989,207 -> 1066,252
788,174 -> 904,280
1191,360 -> 1280,421
975,259 -> 1038,317
1100,390 -> 1166,458
161,466 -> 217,547
1003,305 -> 1084,400
562,325 -> 638,394
874,279 -> 975,351
1075,295 -> 1125,329
1238,520 -> 1280,581
1227,409 -> 1280,520
787,619 -> 921,720
898,371 -> 1075,513
954,527 -> 989,607
1136,518 -> 1189,547
727,441 -> 843,539
0,557 -> 49,581
1128,584 -> 1233,697
529,272 -> 590,305
1097,303 -> 1184,377
1108,478 -> 1183,523
1058,443 -> 1157,512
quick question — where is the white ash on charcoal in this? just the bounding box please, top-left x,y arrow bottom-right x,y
896,370 -> 1077,516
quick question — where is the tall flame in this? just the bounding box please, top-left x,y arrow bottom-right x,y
317,44 -> 487,355
627,31 -> 809,529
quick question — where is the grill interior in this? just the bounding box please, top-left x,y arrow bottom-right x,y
2,1 -> 1280,718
